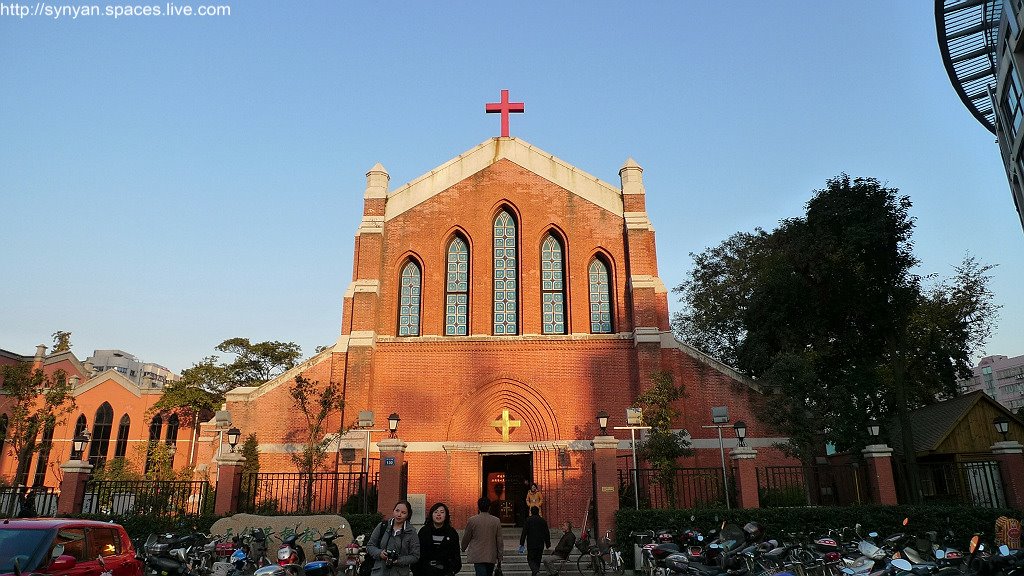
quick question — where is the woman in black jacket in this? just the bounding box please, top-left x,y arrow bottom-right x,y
414,502 -> 462,576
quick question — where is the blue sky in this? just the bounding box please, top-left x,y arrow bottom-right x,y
2,1 -> 1021,373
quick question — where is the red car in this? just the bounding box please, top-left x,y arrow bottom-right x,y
0,518 -> 142,576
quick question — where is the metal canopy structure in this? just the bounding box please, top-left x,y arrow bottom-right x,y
936,0 -> 1002,134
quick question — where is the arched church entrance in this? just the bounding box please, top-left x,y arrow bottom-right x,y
482,451 -> 532,526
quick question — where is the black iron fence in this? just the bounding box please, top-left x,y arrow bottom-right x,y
619,466 -> 731,509
894,459 -> 1005,508
238,470 -> 375,514
0,486 -> 58,517
84,479 -> 211,516
757,464 -> 868,507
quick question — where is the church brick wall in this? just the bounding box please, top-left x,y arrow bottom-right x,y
215,140 -> 799,525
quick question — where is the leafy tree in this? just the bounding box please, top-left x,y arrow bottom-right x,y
238,433 -> 260,509
217,338 -> 302,389
240,433 -> 260,476
287,375 -> 344,512
673,175 -> 998,481
152,338 -> 302,417
635,372 -> 693,506
51,331 -> 72,353
0,365 -> 76,485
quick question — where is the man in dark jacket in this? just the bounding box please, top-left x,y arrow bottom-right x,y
543,522 -> 576,576
520,507 -> 550,576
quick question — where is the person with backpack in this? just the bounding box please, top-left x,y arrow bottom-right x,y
365,500 -> 421,576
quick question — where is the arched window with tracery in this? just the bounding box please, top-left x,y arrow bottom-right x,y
89,402 -> 114,466
493,210 -> 518,335
398,260 -> 422,336
145,415 -> 162,473
114,415 -> 131,459
541,234 -> 567,334
445,236 -> 470,336
589,258 -> 613,333
165,414 -> 179,445
73,414 -> 87,438
32,419 -> 55,486
0,414 -> 7,461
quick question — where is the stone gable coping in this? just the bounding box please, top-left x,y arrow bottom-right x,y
663,332 -> 762,393
383,138 -> 625,221
75,369 -> 143,398
223,347 -> 336,403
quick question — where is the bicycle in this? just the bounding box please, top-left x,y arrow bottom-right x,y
575,530 -> 624,576
575,530 -> 605,576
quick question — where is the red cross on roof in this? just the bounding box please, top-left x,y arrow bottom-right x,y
485,89 -> 525,138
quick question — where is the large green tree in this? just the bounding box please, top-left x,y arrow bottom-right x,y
151,338 -> 303,418
673,175 -> 998,472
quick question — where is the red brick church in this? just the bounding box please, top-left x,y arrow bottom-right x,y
216,122 -> 792,526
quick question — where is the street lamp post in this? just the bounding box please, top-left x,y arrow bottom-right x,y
734,421 -> 747,448
72,434 -> 89,462
227,427 -> 241,452
388,413 -> 401,439
994,416 -> 1010,442
614,408 -> 651,510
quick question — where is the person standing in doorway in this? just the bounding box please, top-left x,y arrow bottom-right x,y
462,497 -> 503,576
519,507 -> 549,576
525,483 -> 544,516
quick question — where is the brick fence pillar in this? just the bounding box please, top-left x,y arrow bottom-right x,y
991,440 -> 1024,510
377,438 -> 407,517
730,446 -> 759,509
862,444 -> 898,505
57,460 -> 93,515
591,435 -> 620,538
214,452 -> 246,516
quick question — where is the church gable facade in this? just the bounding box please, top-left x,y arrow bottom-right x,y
225,137 -> 789,527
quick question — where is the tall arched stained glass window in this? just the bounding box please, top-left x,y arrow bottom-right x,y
114,415 -> 130,459
445,236 -> 469,336
493,210 -> 518,335
89,402 -> 113,466
541,234 -> 566,334
589,258 -> 613,333
398,261 -> 421,336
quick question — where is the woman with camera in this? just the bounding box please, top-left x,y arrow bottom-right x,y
413,502 -> 462,576
366,500 -> 421,576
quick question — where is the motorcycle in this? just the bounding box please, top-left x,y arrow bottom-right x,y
143,532 -> 203,576
342,535 -> 364,576
305,529 -> 340,576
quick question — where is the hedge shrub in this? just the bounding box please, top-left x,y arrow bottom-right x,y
614,505 -> 1022,569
